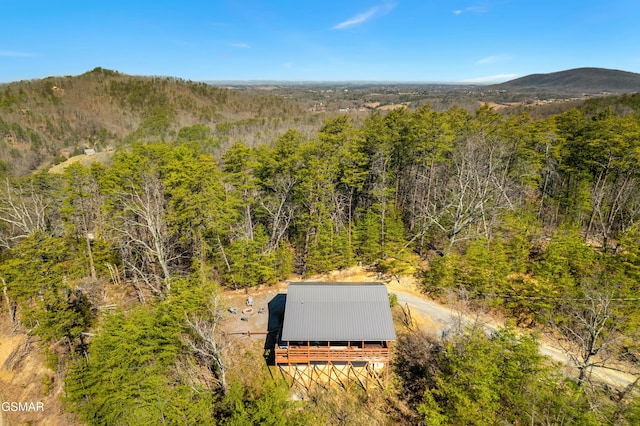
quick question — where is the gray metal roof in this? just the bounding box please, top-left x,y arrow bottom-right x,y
280,282 -> 396,342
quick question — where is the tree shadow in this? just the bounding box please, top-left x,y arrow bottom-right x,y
264,293 -> 286,365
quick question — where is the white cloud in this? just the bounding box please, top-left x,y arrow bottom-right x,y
0,50 -> 34,57
477,55 -> 511,65
333,1 -> 396,30
334,8 -> 378,29
230,42 -> 250,49
459,73 -> 518,84
453,6 -> 488,15
282,62 -> 293,69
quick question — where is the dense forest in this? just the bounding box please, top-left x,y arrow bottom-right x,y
0,68 -> 318,176
5,67 -> 634,177
1,93 -> 640,424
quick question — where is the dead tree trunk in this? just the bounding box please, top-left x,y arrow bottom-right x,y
184,294 -> 228,395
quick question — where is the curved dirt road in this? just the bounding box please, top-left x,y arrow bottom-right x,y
394,290 -> 638,388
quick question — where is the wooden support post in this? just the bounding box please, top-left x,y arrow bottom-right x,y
386,342 -> 389,386
347,367 -> 351,391
365,362 -> 369,390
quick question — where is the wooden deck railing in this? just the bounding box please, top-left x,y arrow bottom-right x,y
275,346 -> 390,364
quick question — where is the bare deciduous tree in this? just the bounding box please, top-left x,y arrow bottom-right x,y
589,171 -> 639,251
184,294 -> 228,395
261,173 -> 296,251
0,178 -> 49,248
422,135 -> 515,251
552,287 -> 621,386
107,173 -> 176,299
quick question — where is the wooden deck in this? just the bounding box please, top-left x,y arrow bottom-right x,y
275,345 -> 390,364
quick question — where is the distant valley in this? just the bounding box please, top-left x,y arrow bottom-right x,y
0,66 -> 639,176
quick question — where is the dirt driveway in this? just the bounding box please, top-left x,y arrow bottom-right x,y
220,266 -> 639,388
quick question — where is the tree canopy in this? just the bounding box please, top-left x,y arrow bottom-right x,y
1,102 -> 639,424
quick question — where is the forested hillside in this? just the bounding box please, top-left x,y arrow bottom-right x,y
0,67 -> 316,176
1,96 -> 640,423
491,67 -> 640,93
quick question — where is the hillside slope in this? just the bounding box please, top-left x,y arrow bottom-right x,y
0,67 -> 315,175
0,320 -> 80,425
490,67 -> 640,94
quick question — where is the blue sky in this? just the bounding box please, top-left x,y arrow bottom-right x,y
1,0 -> 639,83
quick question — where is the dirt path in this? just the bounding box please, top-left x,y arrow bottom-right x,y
389,282 -> 638,388
283,266 -> 638,389
220,267 -> 638,388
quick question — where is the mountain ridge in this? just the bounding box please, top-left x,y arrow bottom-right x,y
0,67 -> 313,176
2,66 -> 639,176
489,67 -> 640,93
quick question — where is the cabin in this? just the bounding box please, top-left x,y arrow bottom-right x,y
275,282 -> 396,390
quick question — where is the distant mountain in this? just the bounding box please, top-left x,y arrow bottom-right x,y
0,67 -> 312,176
489,67 -> 640,94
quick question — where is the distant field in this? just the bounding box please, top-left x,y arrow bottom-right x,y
48,151 -> 114,174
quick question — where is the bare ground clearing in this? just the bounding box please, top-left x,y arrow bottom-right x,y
0,318 -> 79,426
221,266 -> 639,388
